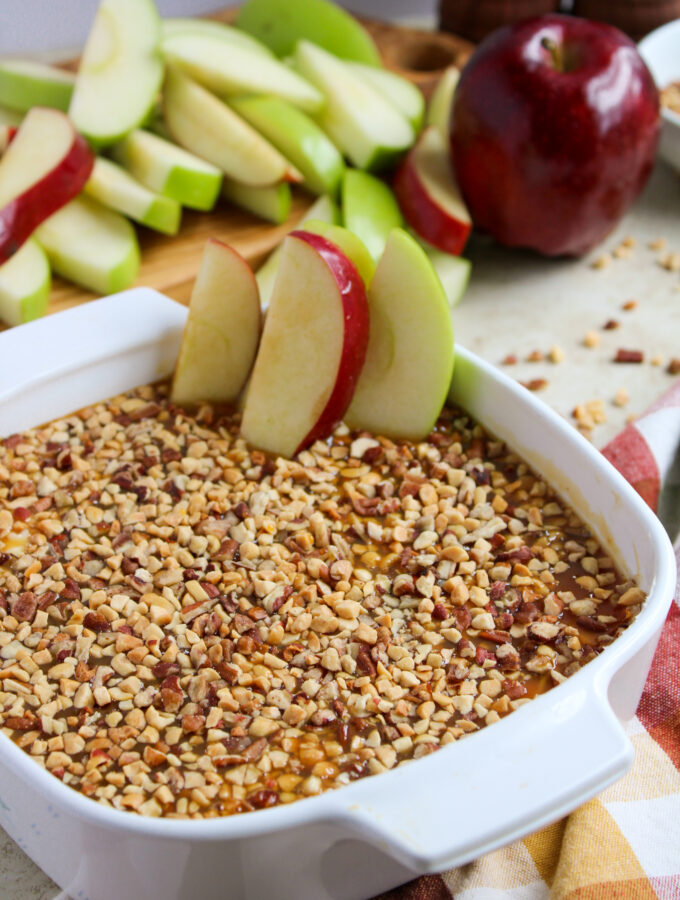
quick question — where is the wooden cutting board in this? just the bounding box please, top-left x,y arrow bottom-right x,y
45,13 -> 473,316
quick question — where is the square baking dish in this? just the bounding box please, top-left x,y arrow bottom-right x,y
0,288 -> 675,900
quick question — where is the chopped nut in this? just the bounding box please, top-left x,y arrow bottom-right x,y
583,331 -> 600,348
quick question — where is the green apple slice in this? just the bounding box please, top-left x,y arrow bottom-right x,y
341,169 -> 403,263
172,239 -> 261,405
427,66 -> 460,139
222,178 -> 291,224
35,195 -> 140,295
162,33 -> 323,113
0,238 -> 50,326
69,0 -> 163,147
345,228 -> 454,440
0,61 -> 75,113
0,105 -> 21,128
229,95 -> 344,197
109,129 -> 221,211
294,41 -> 413,172
84,157 -> 180,235
256,193 -> 339,309
347,63 -> 425,133
163,67 -> 301,187
236,0 -> 381,66
302,220 -> 374,287
417,241 -> 471,309
161,17 -> 273,57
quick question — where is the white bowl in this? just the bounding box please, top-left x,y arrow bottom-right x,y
0,289 -> 676,900
639,19 -> 680,174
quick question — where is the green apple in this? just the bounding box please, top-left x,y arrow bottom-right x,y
256,193 -> 339,309
236,0 -> 381,65
172,238 -> 261,405
222,178 -> 291,224
415,238 -> 471,309
0,238 -> 50,326
426,66 -> 460,139
294,41 -> 413,172
69,0 -> 163,147
84,157 -> 181,235
161,33 -> 323,113
109,129 -> 221,211
229,95 -> 344,197
0,105 -> 21,128
347,63 -> 425,133
345,228 -> 454,440
161,17 -> 273,57
35,195 -> 140,295
163,67 -> 302,187
0,61 -> 75,113
301,220 -> 374,287
341,169 -> 403,263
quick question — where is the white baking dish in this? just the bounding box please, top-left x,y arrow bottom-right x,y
0,289 -> 675,900
639,20 -> 680,175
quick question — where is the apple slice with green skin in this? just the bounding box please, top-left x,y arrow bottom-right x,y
0,238 -> 50,326
236,0 -> 381,65
0,105 -> 21,128
109,129 -> 221,211
0,107 -> 94,264
426,66 -> 459,139
163,67 -> 302,188
294,41 -> 413,173
413,235 -> 471,309
229,96 -> 344,197
345,228 -> 454,441
393,126 -> 471,255
242,230 -> 369,457
162,34 -> 323,113
161,17 -> 273,57
256,193 -> 339,309
347,63 -> 425,133
222,178 -> 291,225
0,61 -> 75,113
35,195 -> 139,295
84,157 -> 181,235
171,239 -> 261,405
69,0 -> 163,147
302,220 -> 375,286
341,169 -> 403,264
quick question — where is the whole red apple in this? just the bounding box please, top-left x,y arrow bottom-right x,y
450,14 -> 660,256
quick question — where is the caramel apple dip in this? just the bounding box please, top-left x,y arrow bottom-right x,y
0,385 -> 646,819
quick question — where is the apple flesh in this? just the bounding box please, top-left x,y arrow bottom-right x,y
426,66 -> 459,138
414,236 -> 471,309
0,61 -> 75,113
172,239 -> 261,405
345,228 -> 454,441
35,195 -> 140,295
0,238 -> 50,326
450,14 -> 660,256
163,67 -> 302,187
161,17 -> 274,57
302,219 -> 375,287
0,107 -> 94,264
85,157 -> 181,235
394,126 -> 471,256
110,129 -> 222,211
241,230 -> 369,457
69,0 -> 163,147
0,105 -> 21,128
341,169 -> 403,263
347,63 -> 425,133
222,178 -> 291,225
236,0 -> 381,66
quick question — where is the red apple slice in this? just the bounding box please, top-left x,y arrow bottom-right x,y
393,125 -> 471,256
0,107 -> 94,264
171,239 -> 261,406
241,230 -> 369,457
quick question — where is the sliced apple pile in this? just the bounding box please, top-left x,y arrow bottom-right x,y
172,239 -> 261,405
0,238 -> 50,326
0,107 -> 94,264
161,17 -> 275,58
347,63 -> 425,133
342,169 -> 403,263
0,61 -> 75,113
426,65 -> 460,138
222,179 -> 291,226
302,220 -> 375,287
394,126 -> 471,256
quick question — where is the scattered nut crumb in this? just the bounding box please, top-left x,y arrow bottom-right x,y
548,345 -> 564,364
584,331 -> 601,348
591,253 -> 612,270
521,378 -> 548,391
613,244 -> 632,260
603,319 -> 620,330
614,349 -> 644,363
586,399 -> 607,424
651,354 -> 664,367
667,358 -> 680,375
621,300 -> 638,311
626,413 -> 637,424
526,350 -> 544,363
659,252 -> 680,272
613,388 -> 630,407
648,238 -> 666,251
502,354 -> 517,365
621,236 -> 636,248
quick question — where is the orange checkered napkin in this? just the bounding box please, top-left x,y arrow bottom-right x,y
379,380 -> 680,900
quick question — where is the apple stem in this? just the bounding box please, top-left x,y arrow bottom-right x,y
541,36 -> 563,72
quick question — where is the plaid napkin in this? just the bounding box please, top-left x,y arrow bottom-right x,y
379,380 -> 680,900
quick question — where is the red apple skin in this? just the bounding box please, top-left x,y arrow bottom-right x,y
0,118 -> 94,264
450,14 -> 660,257
393,141 -> 471,255
289,229 -> 369,453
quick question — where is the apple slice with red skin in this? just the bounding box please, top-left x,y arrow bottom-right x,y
393,125 -> 471,256
241,230 -> 369,458
0,107 -> 93,264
